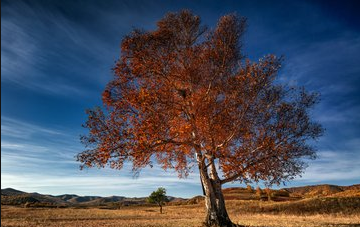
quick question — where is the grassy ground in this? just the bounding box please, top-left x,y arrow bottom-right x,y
227,197 -> 360,215
2,201 -> 360,227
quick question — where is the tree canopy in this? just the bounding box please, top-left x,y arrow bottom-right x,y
77,9 -> 323,187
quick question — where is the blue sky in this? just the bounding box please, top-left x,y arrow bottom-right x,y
1,0 -> 360,198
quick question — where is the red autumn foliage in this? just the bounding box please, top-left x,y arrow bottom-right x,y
77,10 -> 323,226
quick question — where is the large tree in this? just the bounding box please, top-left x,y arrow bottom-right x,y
78,10 -> 323,227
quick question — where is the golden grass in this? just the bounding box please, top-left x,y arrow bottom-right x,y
234,213 -> 360,227
227,197 -> 360,215
1,205 -> 203,227
2,201 -> 360,227
330,190 -> 360,198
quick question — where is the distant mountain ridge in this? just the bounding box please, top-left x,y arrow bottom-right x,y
1,188 -> 181,207
2,184 -> 359,207
1,188 -> 25,196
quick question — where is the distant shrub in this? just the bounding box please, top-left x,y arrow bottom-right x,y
265,188 -> 272,201
255,186 -> 264,200
246,185 -> 254,193
271,189 -> 290,197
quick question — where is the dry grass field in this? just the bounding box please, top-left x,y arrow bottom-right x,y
2,200 -> 360,227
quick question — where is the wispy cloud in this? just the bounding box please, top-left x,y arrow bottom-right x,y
314,104 -> 360,125
294,149 -> 360,184
278,32 -> 360,89
1,116 -> 63,138
1,116 -> 80,174
1,19 -> 41,83
1,1 -> 113,96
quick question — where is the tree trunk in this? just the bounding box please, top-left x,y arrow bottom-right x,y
200,169 -> 239,227
159,204 -> 162,214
